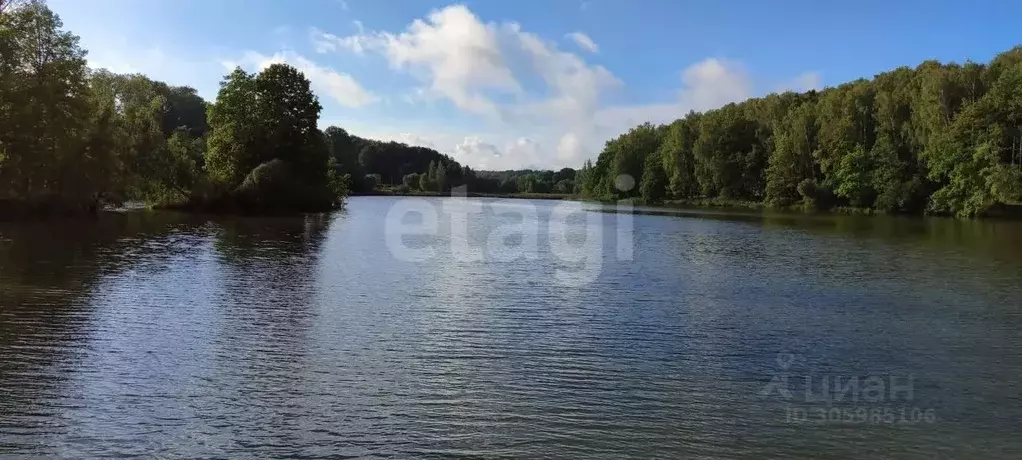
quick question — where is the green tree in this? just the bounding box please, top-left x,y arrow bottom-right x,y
766,101 -> 819,206
639,151 -> 668,203
435,162 -> 447,192
204,64 -> 337,210
403,173 -> 421,189
659,113 -> 701,199
205,68 -> 258,188
693,104 -> 762,199
0,1 -> 94,210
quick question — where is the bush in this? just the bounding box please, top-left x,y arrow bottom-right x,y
364,174 -> 381,190
234,159 -> 334,212
402,173 -> 420,189
797,178 -> 833,210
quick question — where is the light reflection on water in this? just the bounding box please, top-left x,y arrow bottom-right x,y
1,197 -> 1021,458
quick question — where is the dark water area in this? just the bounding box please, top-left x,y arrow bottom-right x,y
1,197 -> 1021,458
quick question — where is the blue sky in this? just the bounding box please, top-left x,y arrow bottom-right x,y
48,0 -> 1022,170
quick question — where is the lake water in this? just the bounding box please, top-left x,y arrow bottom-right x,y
2,196 -> 1022,458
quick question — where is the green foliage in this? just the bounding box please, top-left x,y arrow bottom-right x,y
205,68 -> 258,188
364,174 -> 381,190
0,2 -> 349,217
639,151 -> 667,203
577,47 -> 1022,217
554,179 -> 574,194
418,171 -> 432,192
693,105 -> 764,199
766,101 -> 819,206
604,122 -> 662,198
236,159 -> 293,205
0,2 -> 93,209
796,178 -> 828,209
402,173 -> 421,189
659,114 -> 701,199
3,2 -> 1021,219
204,64 -> 340,211
233,158 -> 336,211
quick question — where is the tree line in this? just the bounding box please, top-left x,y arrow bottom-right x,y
323,128 -> 578,195
7,1 -> 1021,219
0,1 -> 355,216
0,1 -> 577,219
579,48 -> 1022,217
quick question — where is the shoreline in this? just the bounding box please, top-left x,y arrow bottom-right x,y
4,194 -> 1020,221
350,190 -> 573,200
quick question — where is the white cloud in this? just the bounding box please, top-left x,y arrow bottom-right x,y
310,6 -> 818,170
565,32 -> 598,53
451,136 -> 548,170
556,133 -> 583,164
780,71 -> 822,92
229,50 -> 378,108
385,132 -> 437,148
679,58 -> 751,111
311,5 -> 618,121
381,6 -> 522,116
311,24 -> 369,54
455,136 -> 502,168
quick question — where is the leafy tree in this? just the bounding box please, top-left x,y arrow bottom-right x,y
435,162 -> 447,192
402,173 -> 421,189
204,64 -> 336,210
553,167 -> 576,182
0,1 -> 93,210
205,68 -> 259,188
607,122 -> 662,198
659,113 -> 701,199
640,151 -> 668,203
554,179 -> 574,194
693,104 -> 762,199
766,101 -> 819,206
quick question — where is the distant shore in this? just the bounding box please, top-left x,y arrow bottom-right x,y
351,189 -> 572,200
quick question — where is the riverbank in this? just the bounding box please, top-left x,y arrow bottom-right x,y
352,188 -> 572,200
0,198 -> 100,222
153,193 -> 338,216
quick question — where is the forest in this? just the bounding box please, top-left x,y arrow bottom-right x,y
322,127 -> 576,196
0,0 -> 349,216
578,48 -> 1022,217
4,0 -> 1022,219
0,0 -> 574,219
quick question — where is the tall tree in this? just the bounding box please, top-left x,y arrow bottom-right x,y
0,1 -> 92,206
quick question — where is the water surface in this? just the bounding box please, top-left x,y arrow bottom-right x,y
2,197 -> 1021,458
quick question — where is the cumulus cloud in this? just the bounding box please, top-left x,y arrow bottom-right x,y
451,136 -> 549,170
780,71 -> 822,92
227,50 -> 378,108
455,136 -> 503,168
565,32 -> 598,53
309,5 -> 818,170
679,58 -> 752,111
375,5 -> 521,116
556,133 -> 583,164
